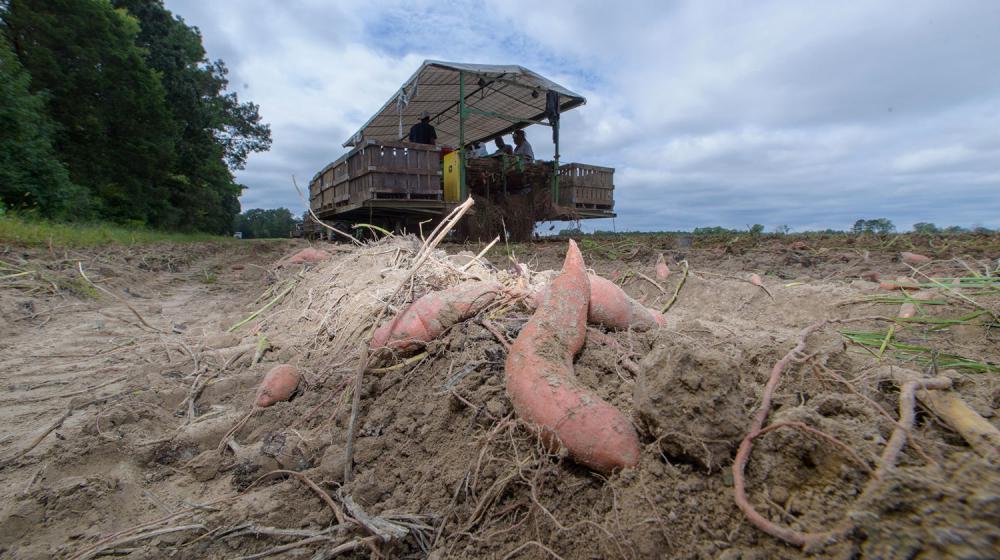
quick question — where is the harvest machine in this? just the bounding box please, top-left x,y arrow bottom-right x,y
306,61 -> 615,240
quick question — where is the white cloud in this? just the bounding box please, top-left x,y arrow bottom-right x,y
165,0 -> 1000,231
892,145 -> 977,172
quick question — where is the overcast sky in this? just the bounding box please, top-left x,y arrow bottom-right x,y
164,0 -> 999,232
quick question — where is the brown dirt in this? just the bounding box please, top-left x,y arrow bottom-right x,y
0,233 -> 997,559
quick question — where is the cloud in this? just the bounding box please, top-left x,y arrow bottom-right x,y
892,145 -> 978,173
165,0 -> 1000,231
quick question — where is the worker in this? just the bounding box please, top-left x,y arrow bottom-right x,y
493,136 -> 513,155
513,129 -> 534,161
408,111 -> 437,145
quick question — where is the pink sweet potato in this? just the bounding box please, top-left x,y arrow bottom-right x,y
880,276 -> 919,291
588,275 -> 666,330
911,290 -> 938,301
371,281 -> 501,352
655,254 -> 671,280
898,302 -> 917,319
506,240 -> 640,474
900,252 -> 931,266
530,274 -> 665,331
256,364 -> 300,407
286,248 -> 331,264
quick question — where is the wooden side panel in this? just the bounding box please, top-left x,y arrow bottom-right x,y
346,141 -> 442,204
559,163 -> 615,209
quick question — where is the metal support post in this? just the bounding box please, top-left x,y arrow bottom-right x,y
552,118 -> 560,203
458,72 -> 467,200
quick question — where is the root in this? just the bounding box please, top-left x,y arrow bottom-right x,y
481,318 -> 511,351
1,392 -> 126,468
501,540 -> 567,560
661,260 -> 688,314
217,410 -> 255,453
732,319 -> 954,549
78,262 -> 163,333
74,525 -> 207,560
256,470 -> 346,524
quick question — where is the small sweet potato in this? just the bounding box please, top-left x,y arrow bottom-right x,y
655,254 -> 670,280
286,248 -> 331,264
898,302 -> 917,318
900,252 -> 931,266
506,240 -> 640,473
911,290 -> 938,301
371,281 -> 501,352
256,364 -> 300,407
880,276 -> 919,291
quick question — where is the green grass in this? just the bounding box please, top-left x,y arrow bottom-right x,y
840,328 -> 999,373
0,214 -> 230,247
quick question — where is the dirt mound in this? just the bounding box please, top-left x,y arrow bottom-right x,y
635,333 -> 745,472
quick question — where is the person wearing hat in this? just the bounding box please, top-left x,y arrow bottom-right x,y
408,111 -> 437,145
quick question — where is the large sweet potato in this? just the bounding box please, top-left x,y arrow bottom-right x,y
506,240 -> 641,473
371,281 -> 501,352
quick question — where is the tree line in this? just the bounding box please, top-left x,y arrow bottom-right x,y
233,208 -> 300,239
584,218 -> 993,236
0,0 -> 271,233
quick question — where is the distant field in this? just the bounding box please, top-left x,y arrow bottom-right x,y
0,215 -> 232,247
473,230 -> 1000,265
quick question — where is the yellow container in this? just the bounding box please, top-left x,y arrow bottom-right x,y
443,151 -> 461,202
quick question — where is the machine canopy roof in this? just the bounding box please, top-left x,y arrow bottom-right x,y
343,60 -> 586,148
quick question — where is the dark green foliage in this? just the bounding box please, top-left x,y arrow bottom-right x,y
3,0 -> 176,224
113,0 -> 270,232
851,218 -> 895,235
692,226 -> 738,235
233,208 -> 299,239
912,222 -> 939,234
0,32 -> 89,217
0,0 -> 271,232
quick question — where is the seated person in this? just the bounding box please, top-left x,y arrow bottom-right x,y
493,136 -> 514,155
408,111 -> 437,145
513,129 -> 534,161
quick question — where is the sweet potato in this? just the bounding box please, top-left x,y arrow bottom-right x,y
530,274 -> 665,331
655,254 -> 671,280
880,276 -> 919,291
256,364 -> 300,407
588,274 -> 666,330
900,252 -> 931,266
506,240 -> 640,473
898,302 -> 917,319
371,281 -> 501,352
286,247 -> 331,264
